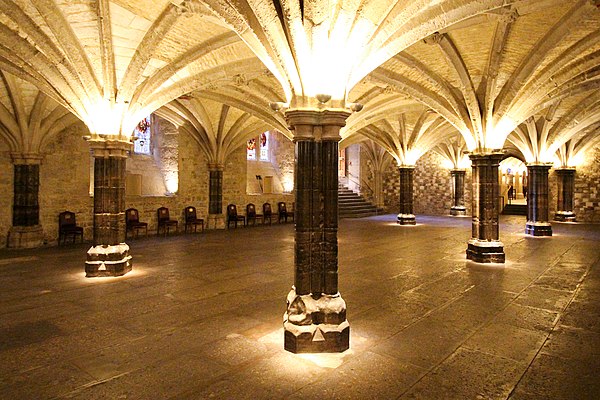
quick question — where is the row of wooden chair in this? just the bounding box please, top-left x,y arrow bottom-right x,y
127,206 -> 204,237
58,202 -> 293,243
227,202 -> 294,229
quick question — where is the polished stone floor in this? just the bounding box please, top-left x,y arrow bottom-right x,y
1,214 -> 599,399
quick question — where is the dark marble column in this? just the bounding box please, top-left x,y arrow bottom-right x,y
207,163 -> 224,229
85,139 -> 132,277
554,168 -> 576,222
397,166 -> 416,224
525,164 -> 553,236
283,109 -> 350,353
7,154 -> 44,248
450,169 -> 467,216
466,153 -> 505,263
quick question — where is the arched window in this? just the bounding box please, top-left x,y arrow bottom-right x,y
260,131 -> 269,161
247,138 -> 256,160
133,116 -> 152,155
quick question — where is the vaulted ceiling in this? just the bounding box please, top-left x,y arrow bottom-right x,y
0,0 -> 598,164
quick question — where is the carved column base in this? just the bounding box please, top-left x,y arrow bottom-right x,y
283,288 -> 350,353
207,214 -> 225,229
554,211 -> 576,222
450,206 -> 467,216
85,243 -> 132,277
466,239 -> 505,263
7,225 -> 44,248
397,213 -> 416,225
525,222 -> 553,236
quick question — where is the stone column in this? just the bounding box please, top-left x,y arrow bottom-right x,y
7,154 -> 44,248
466,153 -> 505,263
397,166 -> 416,225
85,139 -> 132,277
207,163 -> 225,229
450,169 -> 467,216
525,163 -> 553,236
283,109 -> 350,353
374,170 -> 385,209
554,168 -> 576,222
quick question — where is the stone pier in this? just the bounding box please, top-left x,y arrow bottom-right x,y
466,153 -> 505,263
283,109 -> 350,353
450,168 -> 467,216
397,166 -> 416,225
208,164 -> 225,229
525,164 -> 553,236
554,168 -> 576,222
7,154 -> 44,248
85,139 -> 132,277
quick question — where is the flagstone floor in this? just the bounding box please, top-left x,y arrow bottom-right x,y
1,214 -> 599,399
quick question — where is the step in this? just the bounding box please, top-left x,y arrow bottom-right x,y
338,184 -> 381,219
502,204 -> 527,216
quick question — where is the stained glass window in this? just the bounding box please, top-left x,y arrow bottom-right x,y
259,131 -> 269,161
247,138 -> 256,160
133,116 -> 151,155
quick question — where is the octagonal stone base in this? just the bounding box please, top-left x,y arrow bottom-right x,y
284,289 -> 349,353
397,213 -> 416,225
554,211 -> 576,222
466,239 -> 505,263
450,206 -> 467,216
207,214 -> 225,230
85,243 -> 132,277
7,225 -> 44,249
525,222 -> 552,236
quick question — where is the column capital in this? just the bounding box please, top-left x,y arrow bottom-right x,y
468,152 -> 504,161
86,137 -> 133,158
208,163 -> 224,172
285,109 -> 351,141
450,168 -> 467,174
525,162 -> 553,169
398,164 -> 415,170
10,152 -> 43,165
555,167 -> 576,173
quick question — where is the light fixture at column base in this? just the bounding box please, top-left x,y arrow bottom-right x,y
525,222 -> 552,236
283,289 -> 349,353
450,206 -> 467,216
554,211 -> 576,222
85,243 -> 132,277
466,239 -> 505,263
7,225 -> 44,248
397,213 -> 416,225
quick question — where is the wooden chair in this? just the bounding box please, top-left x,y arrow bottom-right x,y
246,203 -> 263,226
263,202 -> 273,225
125,208 -> 148,238
157,207 -> 178,236
227,204 -> 245,228
184,206 -> 204,233
278,202 -> 294,223
58,211 -> 83,244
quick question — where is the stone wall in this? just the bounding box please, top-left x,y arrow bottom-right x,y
40,122 -> 94,244
570,143 -> 600,223
382,150 -> 472,216
0,142 -> 13,247
271,131 -> 295,193
246,131 -> 295,194
414,151 -> 472,216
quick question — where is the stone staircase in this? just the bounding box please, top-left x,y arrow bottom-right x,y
502,203 -> 527,216
338,184 -> 382,218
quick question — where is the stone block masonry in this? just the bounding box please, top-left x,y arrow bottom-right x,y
572,144 -> 600,223
382,151 -> 472,216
